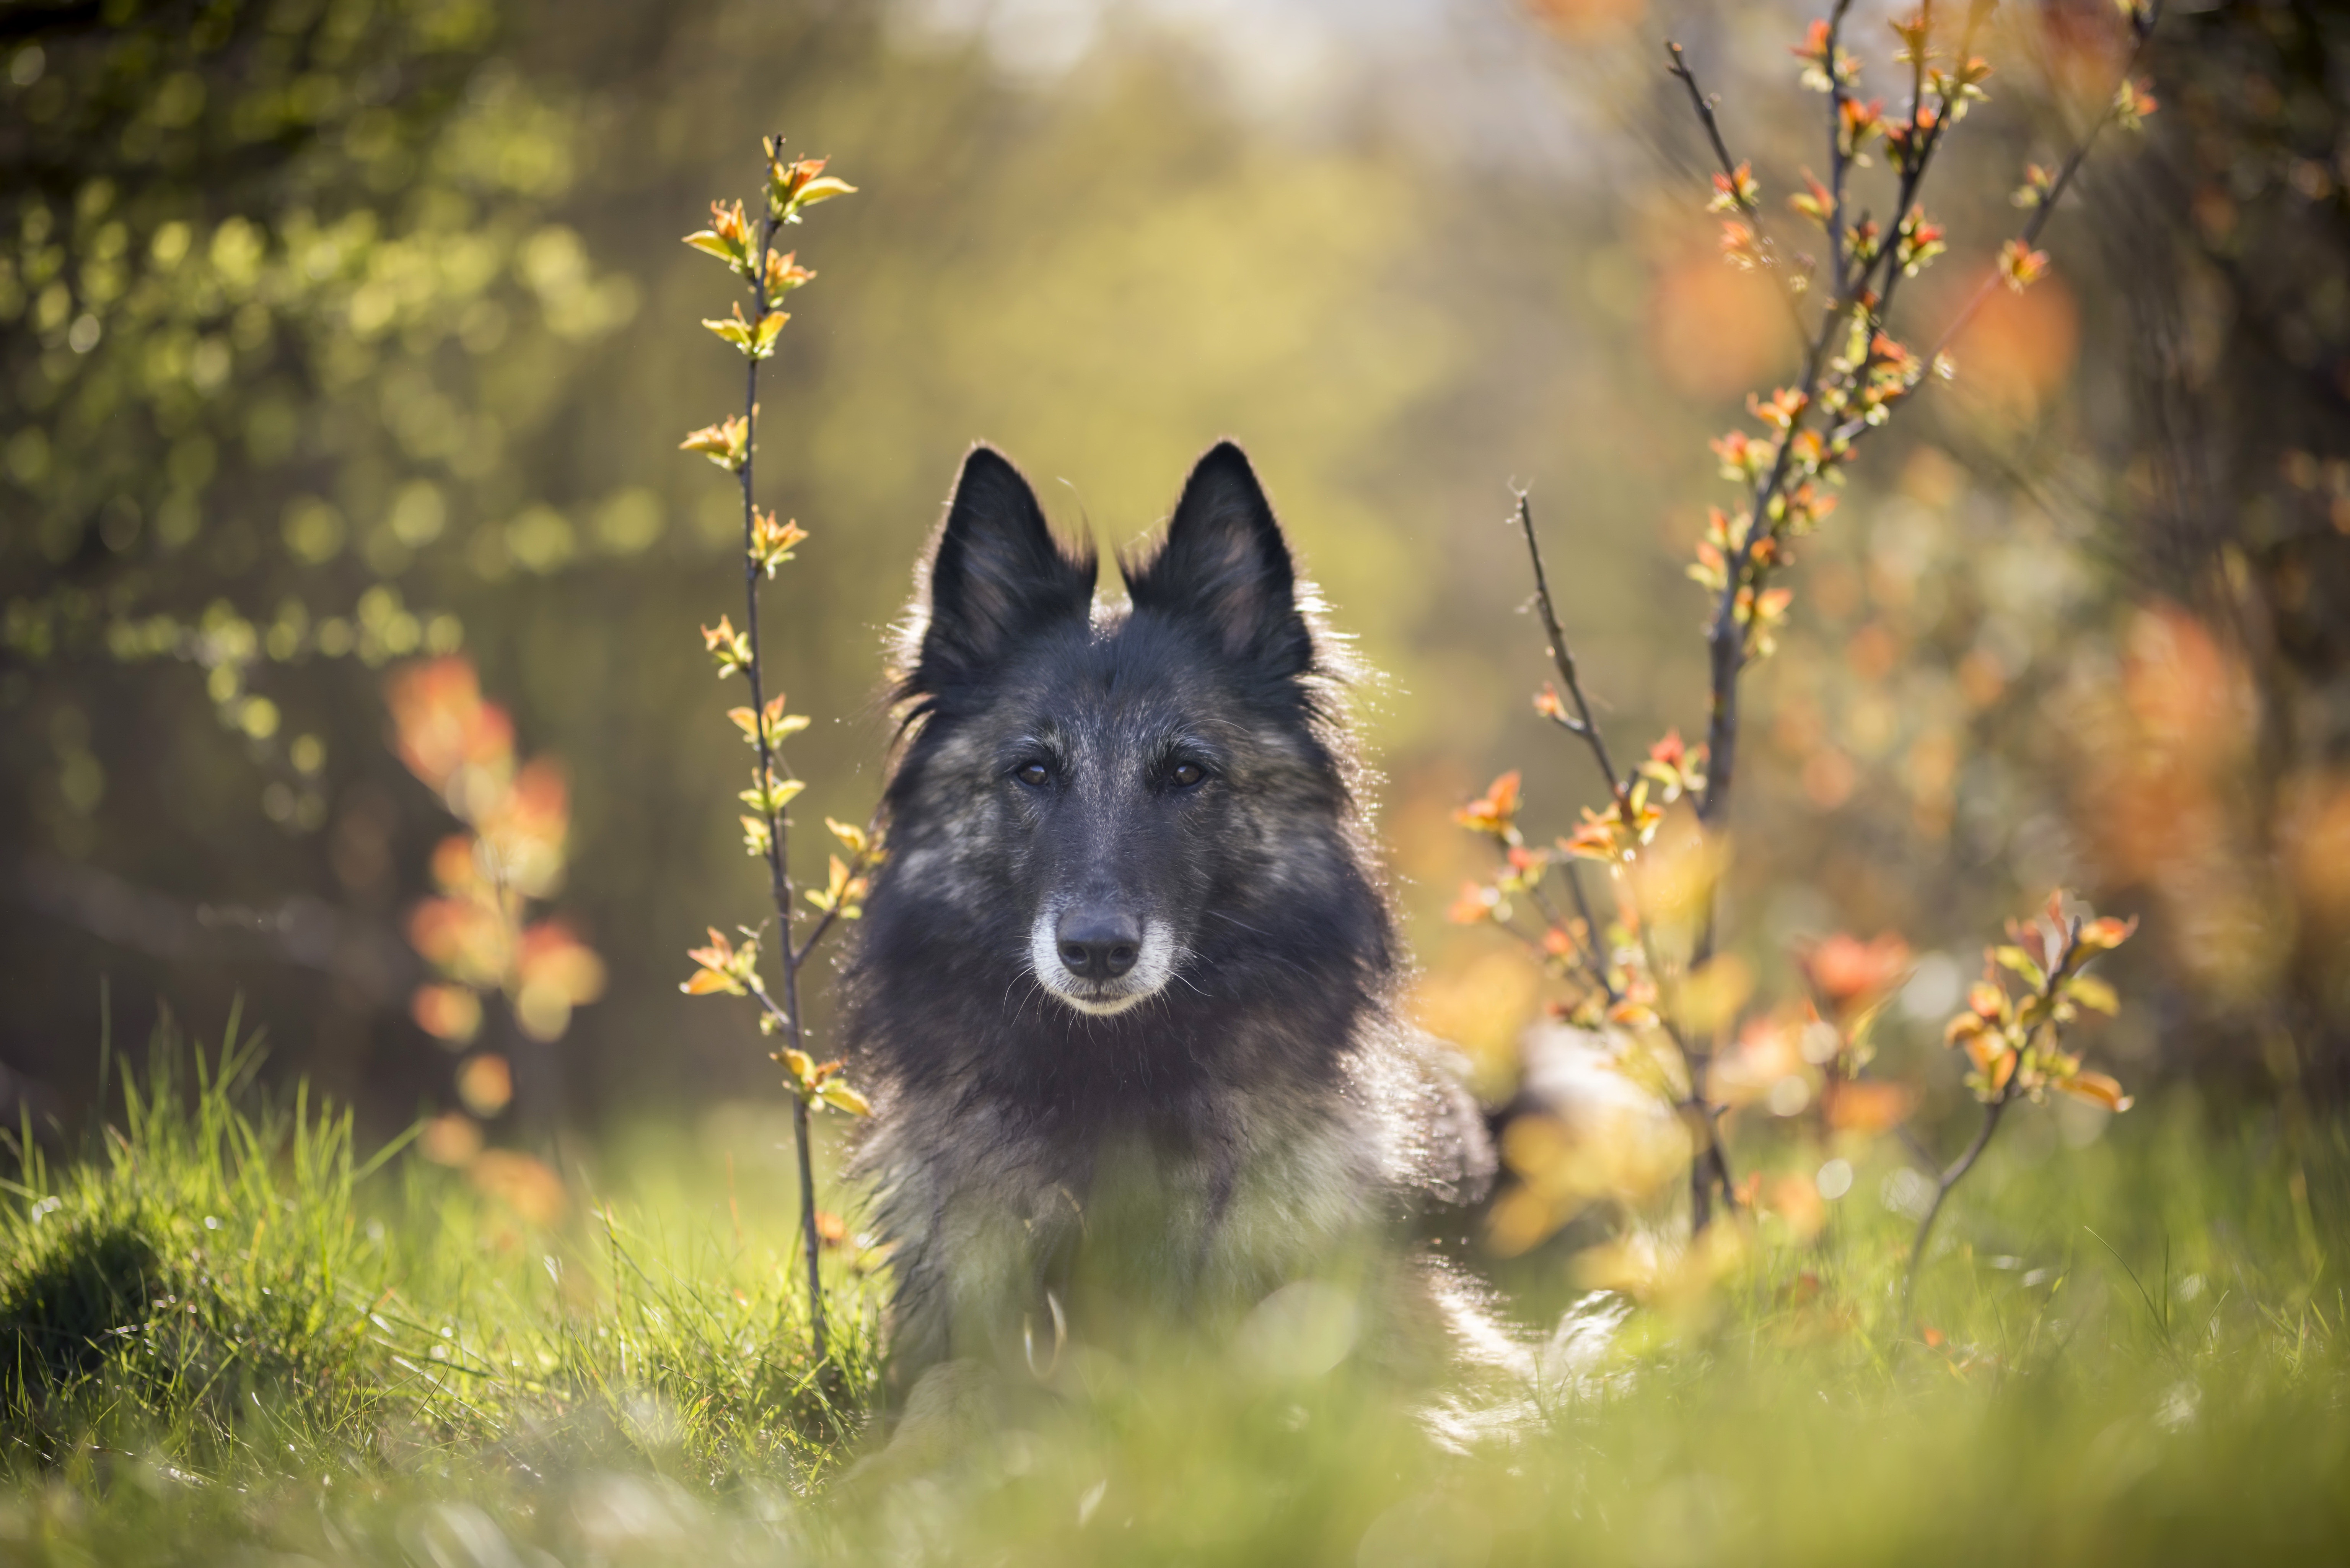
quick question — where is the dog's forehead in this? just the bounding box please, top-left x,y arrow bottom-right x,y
963,620 -> 1297,761
993,618 -> 1235,734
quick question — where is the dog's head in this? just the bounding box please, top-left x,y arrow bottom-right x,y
881,441 -> 1373,1022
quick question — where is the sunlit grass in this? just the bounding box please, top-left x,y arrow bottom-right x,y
2,1020 -> 2343,1565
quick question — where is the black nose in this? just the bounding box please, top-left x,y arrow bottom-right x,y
1056,906 -> 1141,980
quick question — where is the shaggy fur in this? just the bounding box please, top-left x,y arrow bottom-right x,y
844,441 -> 1493,1389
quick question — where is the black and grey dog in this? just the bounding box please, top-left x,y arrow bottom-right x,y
844,441 -> 1495,1393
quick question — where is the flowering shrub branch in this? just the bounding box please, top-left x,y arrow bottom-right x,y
1460,0 -> 2163,1238
389,655 -> 604,1176
676,138 -> 875,1361
1905,895 -> 2137,1316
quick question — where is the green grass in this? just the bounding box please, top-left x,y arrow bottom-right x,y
2,1017 -> 2345,1565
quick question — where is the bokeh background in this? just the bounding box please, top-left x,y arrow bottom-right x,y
3,0 -> 2346,1162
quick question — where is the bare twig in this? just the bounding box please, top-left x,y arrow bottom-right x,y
1900,1087 -> 2008,1314
1510,493 -> 1737,1215
1514,488 -> 1748,1222
1513,492 -> 1626,808
1558,860 -> 1623,1006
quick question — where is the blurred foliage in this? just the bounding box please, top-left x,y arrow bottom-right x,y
0,0 -> 1625,1135
2067,0 -> 2350,1094
0,0 -> 2345,1176
1421,0 -> 2350,1158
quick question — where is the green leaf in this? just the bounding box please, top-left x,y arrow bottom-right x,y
1993,945 -> 2047,989
817,1080 -> 872,1117
2064,973 -> 2120,1015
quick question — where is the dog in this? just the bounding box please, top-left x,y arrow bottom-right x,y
842,441 -> 1496,1398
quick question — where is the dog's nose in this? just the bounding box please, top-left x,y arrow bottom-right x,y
1056,907 -> 1141,980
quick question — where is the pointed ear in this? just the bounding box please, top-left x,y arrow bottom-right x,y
1123,446 -> 1316,682
1125,442 -> 1314,680
912,445 -> 1096,692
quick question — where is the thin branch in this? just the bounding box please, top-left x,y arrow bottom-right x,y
1690,0 -> 1873,848
1694,0 -> 2001,851
731,142 -> 827,1362
1557,860 -> 1624,1007
1822,0 -> 1859,301
1665,41 -> 1813,336
1513,491 -> 1626,808
738,212 -> 794,940
1647,0 -> 2146,1234
1923,18 -> 2159,368
1513,478 -> 1749,1223
1507,491 -> 1664,1014
1901,919 -> 2083,1322
1905,0 -> 1935,146
1900,1088 -> 2006,1318
1673,0 -> 1863,1224
790,809 -> 885,969
1815,0 -> 1995,451
1471,823 -> 1621,1008
1511,492 -> 1732,1210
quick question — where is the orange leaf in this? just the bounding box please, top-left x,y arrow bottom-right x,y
2076,914 -> 2138,952
1825,1078 -> 1916,1133
1453,771 -> 1523,836
2057,1070 -> 2133,1112
1448,881 -> 1498,925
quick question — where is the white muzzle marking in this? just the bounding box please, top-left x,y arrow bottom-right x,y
1029,908 -> 1176,1016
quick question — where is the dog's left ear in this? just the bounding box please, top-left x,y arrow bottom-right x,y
1126,442 -> 1313,681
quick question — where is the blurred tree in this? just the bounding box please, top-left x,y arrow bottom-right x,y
0,0 -> 635,753
0,0 -> 640,1129
2073,0 -> 2350,1098
0,2 -> 1545,1135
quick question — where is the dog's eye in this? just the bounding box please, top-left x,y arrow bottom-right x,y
1013,761 -> 1051,789
1168,761 -> 1206,789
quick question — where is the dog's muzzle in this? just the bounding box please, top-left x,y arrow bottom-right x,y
1030,902 -> 1174,1015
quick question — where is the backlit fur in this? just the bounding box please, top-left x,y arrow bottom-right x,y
844,441 -> 1494,1389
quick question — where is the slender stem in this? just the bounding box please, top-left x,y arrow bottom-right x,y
1694,290 -> 1855,846
790,1092 -> 823,1337
733,165 -> 827,1362
1905,0 -> 1934,153
1671,0 -> 1863,1225
1513,492 -> 1626,809
1921,18 -> 2158,368
1513,489 -> 1743,1220
1666,41 -> 1812,336
739,215 -> 793,935
1557,860 -> 1623,1007
1901,1090 -> 2006,1318
1687,0 -> 1991,947
1822,0 -> 1858,302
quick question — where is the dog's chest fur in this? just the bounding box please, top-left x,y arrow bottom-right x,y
855,1016 -> 1490,1375
858,1024 -> 1481,1372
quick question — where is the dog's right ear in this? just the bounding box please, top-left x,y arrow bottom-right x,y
911,445 -> 1096,693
